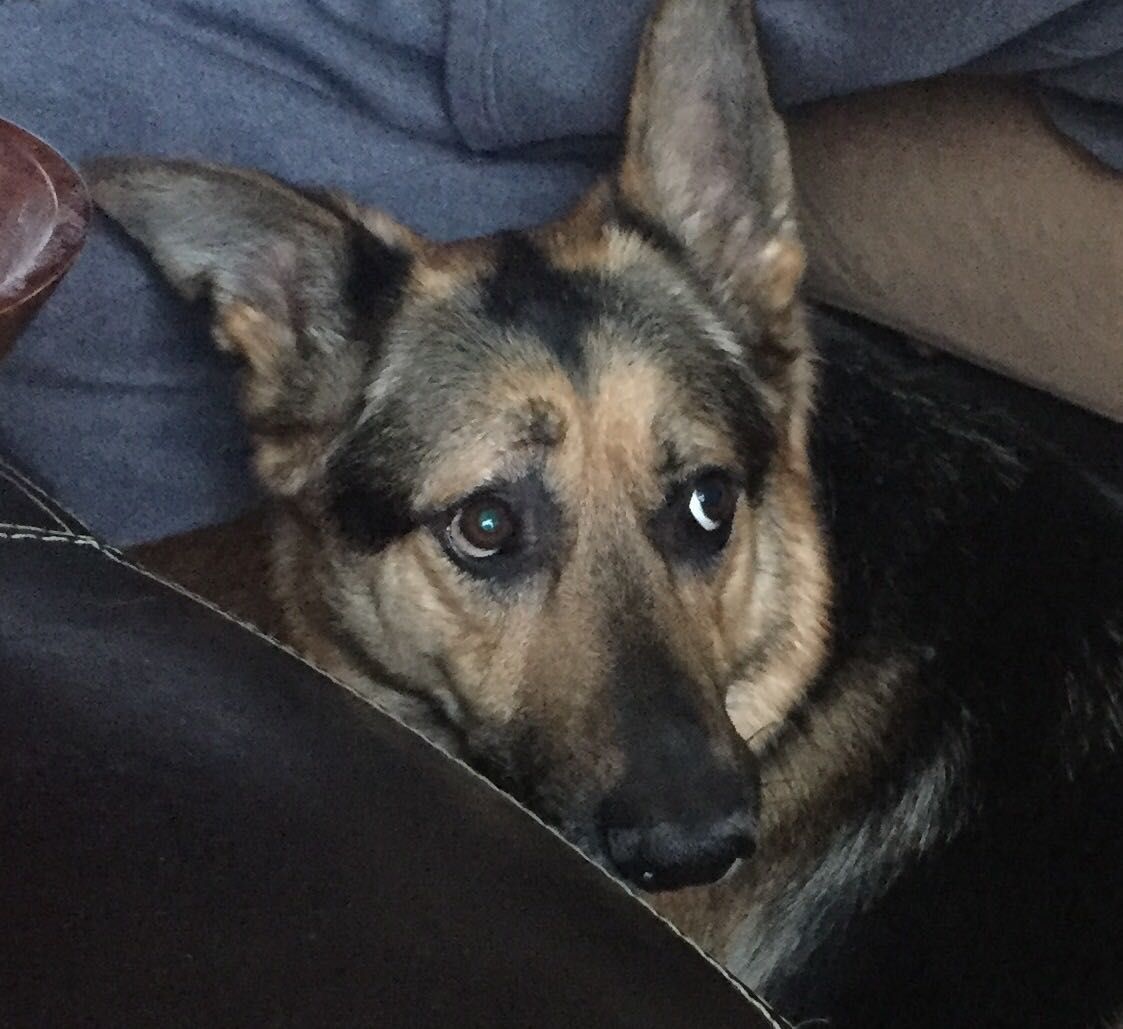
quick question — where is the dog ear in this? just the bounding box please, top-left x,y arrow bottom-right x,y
86,158 -> 418,495
618,0 -> 803,349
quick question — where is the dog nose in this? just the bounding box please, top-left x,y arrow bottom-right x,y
601,811 -> 756,891
597,779 -> 757,891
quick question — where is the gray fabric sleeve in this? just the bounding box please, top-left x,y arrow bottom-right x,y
445,0 -> 651,151
445,0 -> 1123,173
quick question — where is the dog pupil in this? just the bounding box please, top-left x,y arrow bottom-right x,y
463,501 -> 514,550
477,509 -> 502,536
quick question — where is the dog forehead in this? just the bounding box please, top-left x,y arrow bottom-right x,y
368,223 -> 728,405
403,349 -> 743,511
347,221 -> 764,506
397,212 -> 743,365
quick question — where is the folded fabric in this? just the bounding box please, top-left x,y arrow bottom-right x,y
445,0 -> 1123,167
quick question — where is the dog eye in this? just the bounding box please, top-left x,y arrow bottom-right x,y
649,469 -> 739,565
687,473 -> 737,533
448,496 -> 518,559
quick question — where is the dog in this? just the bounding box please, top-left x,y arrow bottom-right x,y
89,0 -> 1123,1025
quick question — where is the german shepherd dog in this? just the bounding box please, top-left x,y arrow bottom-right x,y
88,0 -> 1123,1025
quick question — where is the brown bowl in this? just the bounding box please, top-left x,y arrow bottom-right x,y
0,120 -> 91,360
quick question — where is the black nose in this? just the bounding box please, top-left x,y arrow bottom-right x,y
597,773 -> 757,891
601,810 -> 756,891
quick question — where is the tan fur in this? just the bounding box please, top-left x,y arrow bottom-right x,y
415,366 -> 576,509
725,461 -> 830,748
410,237 -> 496,300
314,191 -> 427,256
533,183 -> 662,280
215,302 -> 292,383
532,182 -> 613,269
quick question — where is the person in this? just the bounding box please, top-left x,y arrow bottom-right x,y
2,0 -> 1120,544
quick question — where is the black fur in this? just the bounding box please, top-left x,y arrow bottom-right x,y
765,313 -> 1123,1029
714,372 -> 777,504
292,184 -> 413,346
327,469 -> 415,553
610,191 -> 692,270
343,223 -> 412,337
482,233 -> 599,374
327,400 -> 417,552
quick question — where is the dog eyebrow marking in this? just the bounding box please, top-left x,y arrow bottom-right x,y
511,398 -> 567,450
714,376 -> 778,504
482,232 -> 600,375
326,398 -> 418,552
328,464 -> 415,552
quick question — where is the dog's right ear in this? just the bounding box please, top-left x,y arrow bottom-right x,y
86,158 -> 419,495
618,0 -> 803,354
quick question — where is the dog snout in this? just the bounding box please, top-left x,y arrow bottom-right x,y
597,770 -> 758,891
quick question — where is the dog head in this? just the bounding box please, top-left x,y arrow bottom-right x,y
88,0 -> 829,892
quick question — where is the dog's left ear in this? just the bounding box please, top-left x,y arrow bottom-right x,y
86,158 -> 419,495
618,0 -> 803,349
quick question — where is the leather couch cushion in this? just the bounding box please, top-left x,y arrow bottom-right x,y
0,506 -> 786,1028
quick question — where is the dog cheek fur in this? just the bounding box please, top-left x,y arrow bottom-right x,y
721,441 -> 831,749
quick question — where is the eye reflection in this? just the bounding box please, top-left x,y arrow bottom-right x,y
687,473 -> 736,533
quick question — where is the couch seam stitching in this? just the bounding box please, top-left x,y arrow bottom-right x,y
0,530 -> 105,547
0,455 -> 91,533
